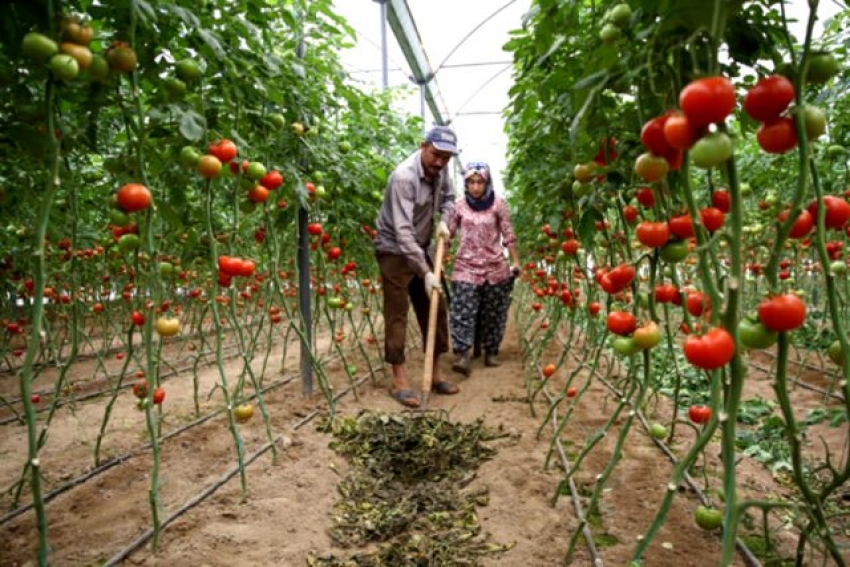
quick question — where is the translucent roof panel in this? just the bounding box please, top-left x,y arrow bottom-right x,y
333,0 -> 532,194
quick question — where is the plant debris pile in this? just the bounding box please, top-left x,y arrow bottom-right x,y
308,411 -> 515,566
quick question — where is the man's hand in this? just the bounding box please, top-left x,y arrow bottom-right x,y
436,221 -> 450,239
424,272 -> 441,295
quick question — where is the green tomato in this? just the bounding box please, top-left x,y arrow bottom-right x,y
572,180 -> 593,198
87,54 -> 111,83
327,297 -> 342,309
660,240 -> 689,263
180,146 -> 201,168
599,23 -> 621,43
109,209 -> 131,227
826,145 -> 846,159
164,77 -> 187,99
739,182 -> 752,197
829,260 -> 847,276
175,58 -> 201,82
314,185 -> 327,199
22,32 -> 58,63
695,506 -> 723,531
649,423 -> 667,440
118,233 -> 141,253
339,140 -> 352,153
606,3 -> 632,27
803,106 -> 827,140
828,340 -> 844,365
268,113 -> 286,129
612,336 -> 640,357
49,53 -> 80,81
245,161 -> 267,181
690,132 -> 733,169
159,261 -> 174,277
806,52 -> 839,84
738,316 -> 778,349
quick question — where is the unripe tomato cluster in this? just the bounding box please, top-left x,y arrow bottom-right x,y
21,16 -> 138,83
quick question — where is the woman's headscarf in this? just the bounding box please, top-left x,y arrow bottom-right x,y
462,161 -> 495,211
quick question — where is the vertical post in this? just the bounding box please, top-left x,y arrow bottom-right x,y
420,82 -> 426,123
377,0 -> 389,88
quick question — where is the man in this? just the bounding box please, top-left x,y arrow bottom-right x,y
374,125 -> 460,408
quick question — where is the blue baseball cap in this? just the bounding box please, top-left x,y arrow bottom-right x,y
424,126 -> 459,155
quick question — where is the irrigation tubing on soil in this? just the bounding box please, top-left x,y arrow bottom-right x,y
562,340 -> 762,567
100,374 -> 372,567
539,371 -> 603,566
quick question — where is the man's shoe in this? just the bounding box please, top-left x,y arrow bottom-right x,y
484,352 -> 501,367
452,351 -> 471,376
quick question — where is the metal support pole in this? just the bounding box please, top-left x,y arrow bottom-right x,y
297,204 -> 313,396
377,0 -> 389,88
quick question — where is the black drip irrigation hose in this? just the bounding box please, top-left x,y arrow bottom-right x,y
557,337 -> 762,567
0,337 -> 268,426
538,373 -> 603,566
100,373 -> 373,567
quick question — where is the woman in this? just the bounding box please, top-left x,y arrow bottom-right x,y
446,161 -> 520,375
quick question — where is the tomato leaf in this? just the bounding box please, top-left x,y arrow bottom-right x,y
178,110 -> 206,142
577,208 -> 601,247
198,28 -> 226,60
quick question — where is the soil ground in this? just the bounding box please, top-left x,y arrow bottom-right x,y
0,310 -> 847,566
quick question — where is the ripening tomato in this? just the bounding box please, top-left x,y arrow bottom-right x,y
663,112 -> 702,150
133,379 -> 148,399
116,183 -> 152,213
633,321 -> 661,350
758,293 -> 806,332
622,205 -> 638,224
248,185 -> 270,203
607,310 -> 638,336
743,75 -> 795,122
679,76 -> 736,127
197,154 -> 222,179
634,152 -> 669,182
542,363 -> 556,378
688,404 -> 711,424
683,327 -> 735,370
566,386 -> 578,398
307,223 -> 323,236
757,117 -> 798,154
106,43 -> 137,73
635,221 -> 670,248
131,311 -> 145,326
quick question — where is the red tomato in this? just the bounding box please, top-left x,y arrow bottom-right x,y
622,205 -> 639,224
641,114 -> 672,155
743,75 -> 795,122
688,404 -> 712,424
607,310 -> 638,336
758,293 -> 806,332
237,259 -> 256,277
152,387 -> 166,405
757,117 -> 798,154
679,76 -> 736,127
259,170 -> 284,190
668,214 -> 695,239
217,255 -> 242,276
808,196 -> 850,230
116,183 -> 152,213
566,386 -> 578,398
636,187 -> 655,208
31,394 -> 41,403
131,311 -> 145,326
561,239 -> 580,255
608,263 -> 635,289
712,189 -> 731,213
588,302 -> 601,316
700,207 -> 725,232
248,185 -> 270,203
635,221 -> 670,248
663,112 -> 702,150
686,291 -> 711,317
683,327 -> 735,370
778,209 -> 814,239
327,247 -> 342,261
654,283 -> 678,304
208,139 -> 238,163
307,222 -> 323,236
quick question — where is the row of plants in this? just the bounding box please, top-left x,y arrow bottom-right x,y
504,0 -> 848,564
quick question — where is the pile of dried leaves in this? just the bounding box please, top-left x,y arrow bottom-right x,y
308,410 -> 515,566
